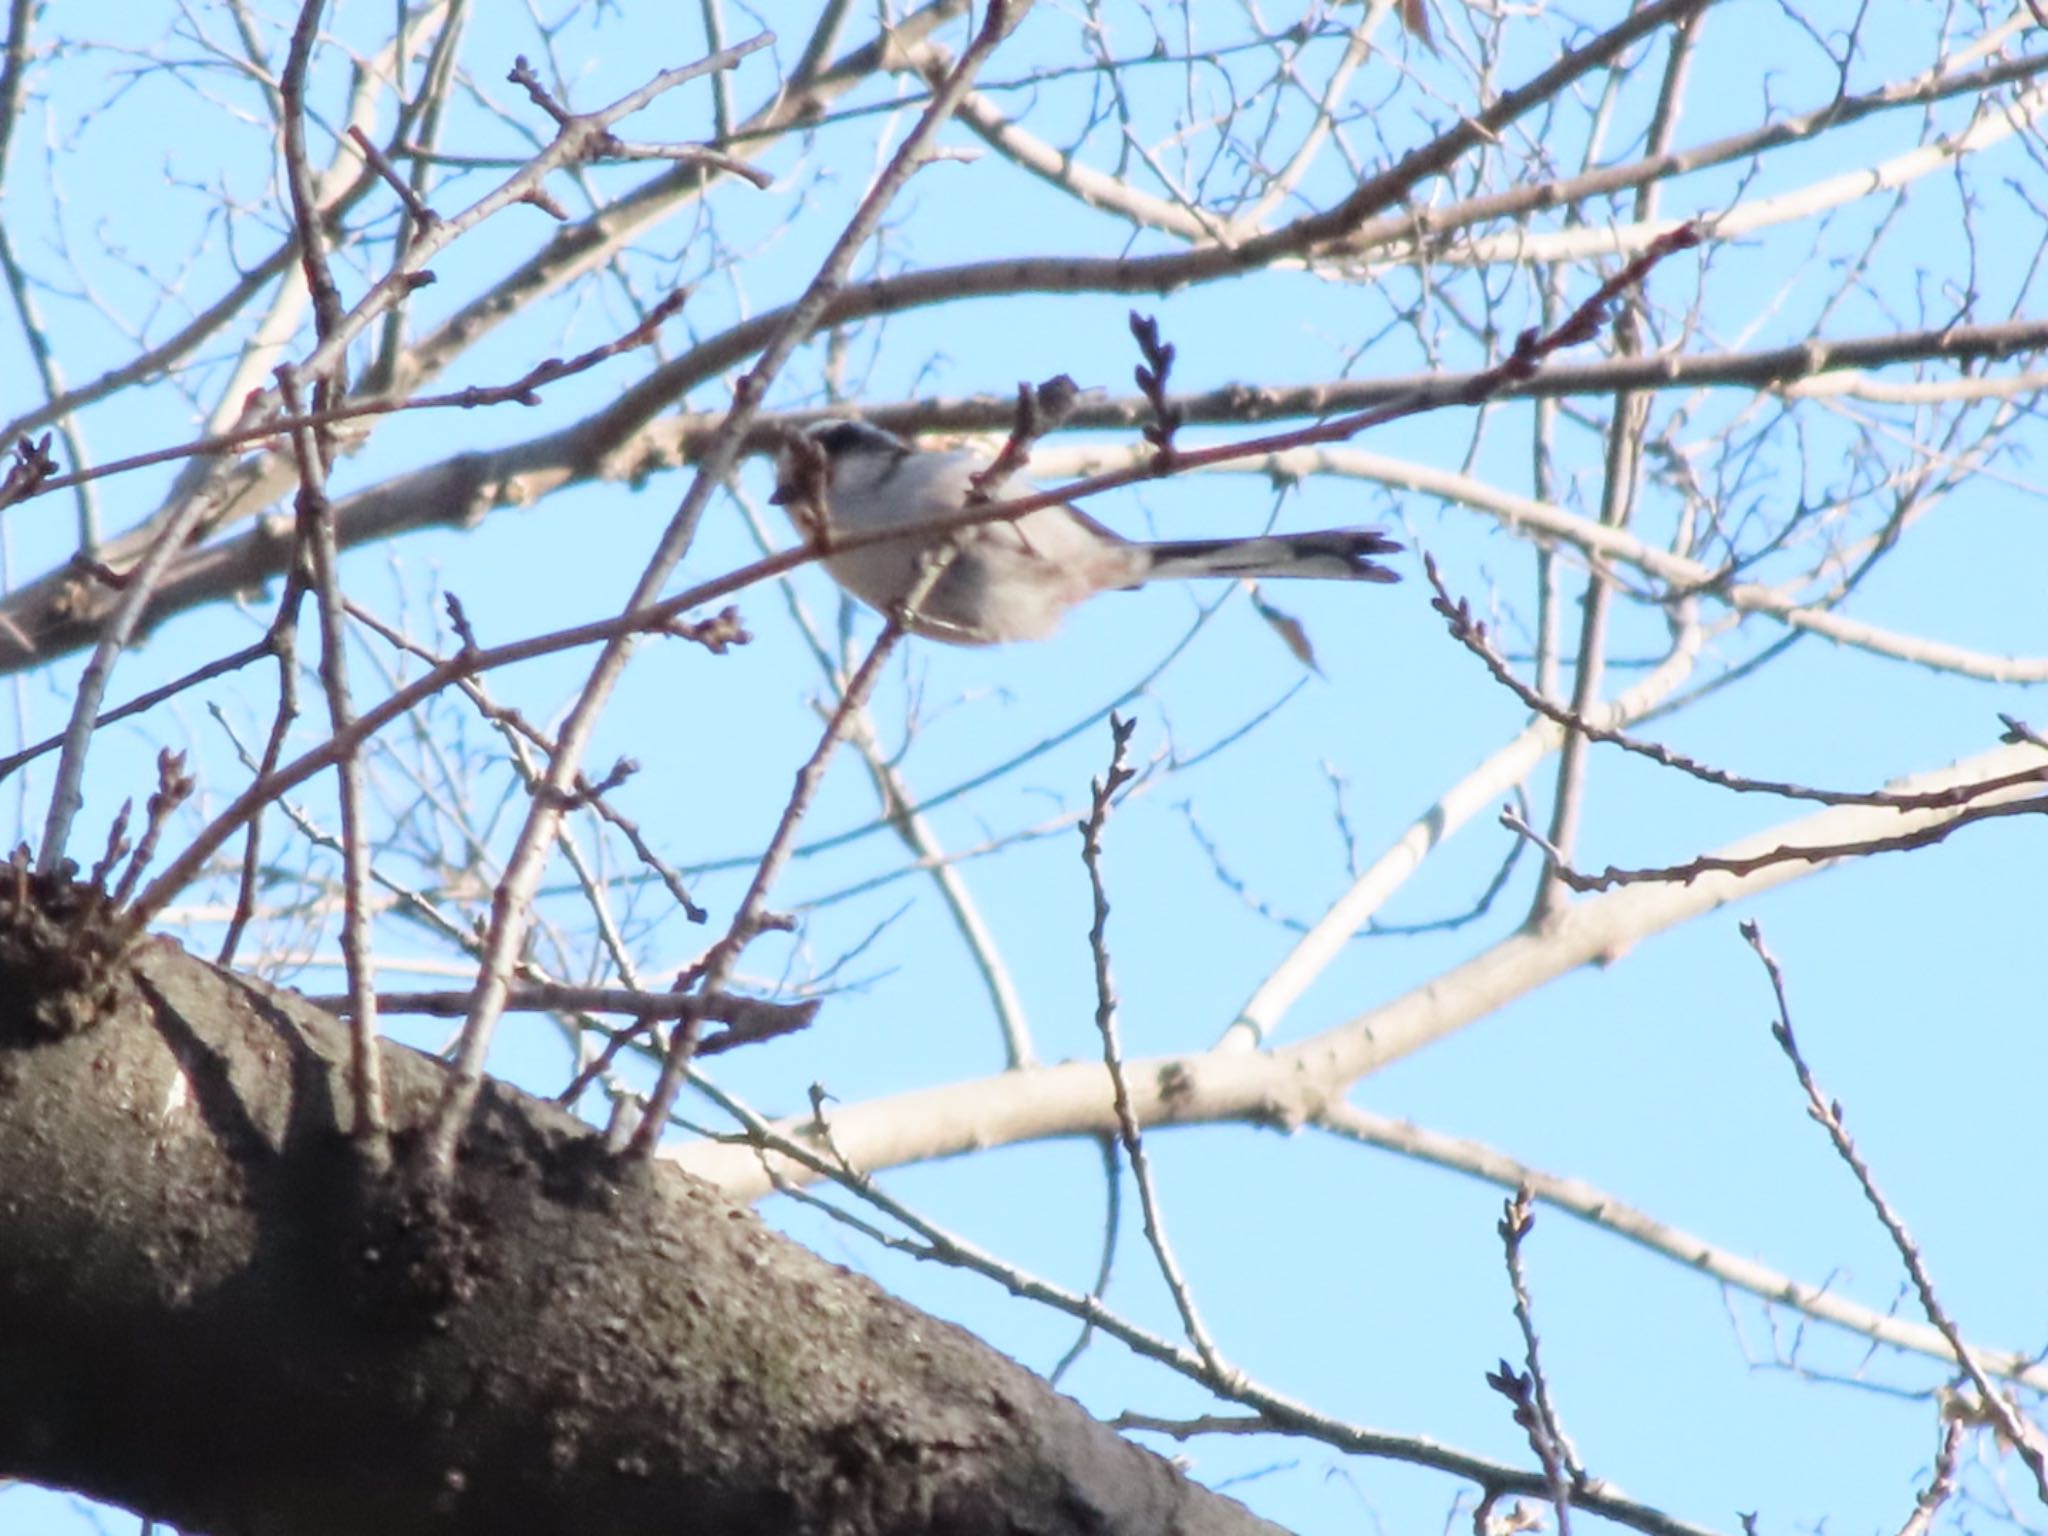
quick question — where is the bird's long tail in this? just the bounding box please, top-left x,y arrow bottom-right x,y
1136,528 -> 1402,585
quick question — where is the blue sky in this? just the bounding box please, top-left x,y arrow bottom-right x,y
2,3 -> 2044,1533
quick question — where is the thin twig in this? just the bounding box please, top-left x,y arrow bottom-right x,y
621,548 -> 958,1161
0,432 -> 55,516
1498,1188 -> 1586,1514
1081,713 -> 1229,1377
1426,556 -> 2048,813
1049,1134 -> 1122,1385
1224,631 -> 1702,1050
622,621 -> 904,1161
730,478 -> 1035,1066
219,571 -> 308,967
304,33 -> 772,390
1530,16 -> 1694,923
692,1080 -> 1728,1536
276,364 -> 388,1153
25,295 -> 689,505
1743,920 -> 2048,1502
87,799 -> 131,891
966,374 -> 1082,500
1503,795 -> 2048,893
35,480 -> 223,873
1895,1416 -> 1965,1536
852,710 -> 1037,1067
109,751 -> 194,909
347,123 -> 439,226
351,593 -> 714,924
280,0 -> 348,356
1484,1359 -> 1572,1536
0,0 -> 96,548
0,637 -> 273,785
1308,1102 -> 2048,1390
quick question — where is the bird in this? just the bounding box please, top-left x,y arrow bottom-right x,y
769,418 -> 1402,646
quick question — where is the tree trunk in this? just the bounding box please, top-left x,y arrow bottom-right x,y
0,880 -> 1282,1536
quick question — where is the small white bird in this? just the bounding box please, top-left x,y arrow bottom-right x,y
770,419 -> 1402,646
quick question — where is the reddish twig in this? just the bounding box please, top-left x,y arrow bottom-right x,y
280,0 -> 347,374
966,374 -> 1082,501
576,136 -> 773,188
787,224 -> 1704,561
115,207 -> 1696,947
347,123 -> 440,227
420,290 -> 691,409
2000,714 -> 2047,750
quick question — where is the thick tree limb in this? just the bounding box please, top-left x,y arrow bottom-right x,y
1,313 -> 2037,681
678,742 -> 2047,1197
0,894 -> 1284,1536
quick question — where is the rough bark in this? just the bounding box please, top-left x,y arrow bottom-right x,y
0,881 -> 1284,1536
